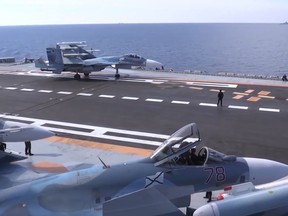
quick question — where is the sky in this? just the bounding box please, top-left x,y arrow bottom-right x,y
0,0 -> 287,26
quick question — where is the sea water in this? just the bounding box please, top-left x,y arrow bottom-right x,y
0,23 -> 287,76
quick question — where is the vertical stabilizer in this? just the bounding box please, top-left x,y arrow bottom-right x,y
47,47 -> 63,65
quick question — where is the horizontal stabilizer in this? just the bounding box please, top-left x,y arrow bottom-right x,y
34,58 -> 48,68
34,58 -> 63,74
103,187 -> 185,216
0,149 -> 27,163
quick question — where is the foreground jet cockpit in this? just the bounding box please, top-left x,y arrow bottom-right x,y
151,123 -> 237,167
151,123 -> 201,166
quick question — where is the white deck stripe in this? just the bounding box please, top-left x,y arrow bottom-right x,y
258,95 -> 275,99
199,103 -> 217,107
38,90 -> 53,93
5,87 -> 17,90
259,108 -> 280,112
187,82 -> 237,88
122,97 -> 139,100
146,98 -> 163,102
21,88 -> 34,91
57,91 -> 72,95
99,95 -> 115,98
77,93 -> 93,96
0,115 -> 167,147
228,105 -> 248,110
171,100 -> 190,105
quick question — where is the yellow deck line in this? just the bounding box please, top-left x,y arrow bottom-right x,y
32,161 -> 68,173
46,136 -> 153,157
233,95 -> 244,99
258,91 -> 271,96
245,89 -> 254,93
247,97 -> 261,102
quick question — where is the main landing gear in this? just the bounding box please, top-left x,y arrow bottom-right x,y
115,67 -> 120,79
84,73 -> 90,79
73,73 -> 90,80
74,73 -> 81,80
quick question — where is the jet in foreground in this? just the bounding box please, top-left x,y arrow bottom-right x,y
35,41 -> 164,80
0,118 -> 55,163
0,123 -> 288,216
193,177 -> 288,216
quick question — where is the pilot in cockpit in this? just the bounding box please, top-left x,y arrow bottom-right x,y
189,148 -> 198,164
178,141 -> 199,165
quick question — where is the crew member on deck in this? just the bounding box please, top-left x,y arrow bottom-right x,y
25,141 -> 33,156
217,89 -> 224,107
0,143 -> 6,151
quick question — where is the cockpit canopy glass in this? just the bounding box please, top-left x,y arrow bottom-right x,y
125,54 -> 141,59
151,123 -> 201,164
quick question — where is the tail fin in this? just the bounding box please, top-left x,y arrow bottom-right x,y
47,47 -> 63,64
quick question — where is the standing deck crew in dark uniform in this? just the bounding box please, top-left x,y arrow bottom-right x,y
217,89 -> 224,107
0,142 -> 6,151
25,141 -> 33,156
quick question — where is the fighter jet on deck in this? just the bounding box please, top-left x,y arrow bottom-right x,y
35,41 -> 164,80
193,177 -> 288,216
0,118 -> 54,163
0,123 -> 288,216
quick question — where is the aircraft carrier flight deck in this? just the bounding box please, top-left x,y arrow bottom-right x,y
0,63 -> 287,163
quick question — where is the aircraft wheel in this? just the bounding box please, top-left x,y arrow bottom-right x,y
115,74 -> 120,79
74,74 -> 81,80
84,73 -> 90,79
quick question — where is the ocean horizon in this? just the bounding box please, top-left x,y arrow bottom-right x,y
0,23 -> 287,76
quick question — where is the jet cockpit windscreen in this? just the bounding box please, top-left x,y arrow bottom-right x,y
151,123 -> 201,166
125,54 -> 142,59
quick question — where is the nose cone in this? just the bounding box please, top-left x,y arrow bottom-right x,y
24,125 -> 55,141
2,121 -> 55,142
244,157 -> 288,185
145,59 -> 164,70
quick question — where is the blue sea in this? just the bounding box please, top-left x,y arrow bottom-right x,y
0,23 -> 287,76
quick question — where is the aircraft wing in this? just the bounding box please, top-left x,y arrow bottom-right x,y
0,149 -> 27,163
83,56 -> 121,67
103,187 -> 185,216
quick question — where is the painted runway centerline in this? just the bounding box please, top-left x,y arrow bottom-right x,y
77,93 -> 93,96
171,100 -> 190,105
145,98 -> 163,102
99,95 -> 115,98
199,103 -> 217,107
5,87 -> 17,90
21,88 -> 34,91
122,97 -> 139,100
259,108 -> 280,113
38,90 -> 53,93
228,105 -> 248,110
57,91 -> 72,95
